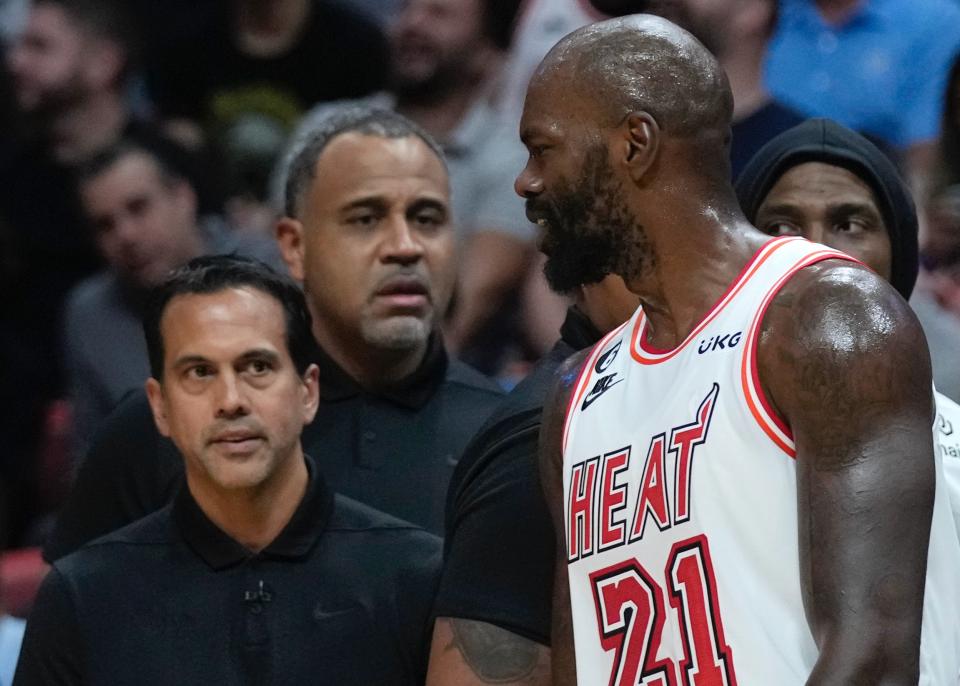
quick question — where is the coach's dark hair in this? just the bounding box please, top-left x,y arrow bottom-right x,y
76,133 -> 193,190
284,107 -> 446,218
144,255 -> 314,379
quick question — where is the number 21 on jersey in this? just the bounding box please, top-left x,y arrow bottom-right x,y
589,535 -> 737,686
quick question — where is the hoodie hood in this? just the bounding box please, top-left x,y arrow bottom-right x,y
735,118 -> 918,299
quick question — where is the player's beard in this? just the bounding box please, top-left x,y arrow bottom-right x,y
532,145 -> 652,294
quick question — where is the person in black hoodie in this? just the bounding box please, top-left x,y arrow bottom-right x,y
735,117 -> 918,300
735,115 -> 960,542
735,118 -> 960,402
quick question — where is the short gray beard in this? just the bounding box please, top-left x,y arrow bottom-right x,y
360,316 -> 430,352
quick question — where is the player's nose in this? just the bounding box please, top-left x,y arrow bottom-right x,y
515,164 -> 543,199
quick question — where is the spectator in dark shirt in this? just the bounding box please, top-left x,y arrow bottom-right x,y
44,108 -> 502,562
0,0 -> 167,542
149,0 -> 389,229
16,255 -> 441,686
426,275 -> 640,685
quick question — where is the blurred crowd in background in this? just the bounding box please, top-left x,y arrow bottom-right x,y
1,0 -> 960,638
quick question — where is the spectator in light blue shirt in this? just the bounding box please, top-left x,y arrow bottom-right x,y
764,0 -> 960,188
0,613 -> 24,686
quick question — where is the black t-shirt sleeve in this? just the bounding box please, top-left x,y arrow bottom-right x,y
14,567 -> 83,685
43,392 -> 182,563
433,416 -> 555,645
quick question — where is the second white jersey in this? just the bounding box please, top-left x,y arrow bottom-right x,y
561,237 -> 960,685
936,391 -> 960,541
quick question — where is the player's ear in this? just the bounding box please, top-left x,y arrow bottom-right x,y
145,377 -> 171,437
620,111 -> 660,184
276,217 -> 306,282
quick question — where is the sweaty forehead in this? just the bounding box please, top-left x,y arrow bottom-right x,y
309,133 -> 449,207
521,69 -> 607,141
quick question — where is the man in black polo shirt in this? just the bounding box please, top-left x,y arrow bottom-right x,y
45,108 -> 503,561
16,256 -> 440,685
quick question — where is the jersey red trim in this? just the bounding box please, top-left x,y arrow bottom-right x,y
741,249 -> 859,458
630,237 -> 803,365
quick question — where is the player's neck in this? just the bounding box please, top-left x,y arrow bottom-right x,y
626,215 -> 767,351
577,276 -> 640,336
46,91 -> 127,165
189,449 -> 309,553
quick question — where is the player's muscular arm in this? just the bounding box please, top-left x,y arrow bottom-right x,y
759,262 -> 936,685
539,350 -> 591,686
426,618 -> 550,685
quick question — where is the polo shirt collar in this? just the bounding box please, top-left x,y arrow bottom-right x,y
173,454 -> 334,571
314,333 -> 449,410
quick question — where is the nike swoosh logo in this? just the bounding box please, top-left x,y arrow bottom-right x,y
581,379 -> 623,410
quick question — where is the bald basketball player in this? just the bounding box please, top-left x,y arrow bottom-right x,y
519,16 -> 960,685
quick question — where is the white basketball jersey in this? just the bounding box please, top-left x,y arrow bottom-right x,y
561,237 -> 960,685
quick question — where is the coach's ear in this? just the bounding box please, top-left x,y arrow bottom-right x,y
620,111 -> 660,184
276,218 -> 306,282
145,378 -> 171,437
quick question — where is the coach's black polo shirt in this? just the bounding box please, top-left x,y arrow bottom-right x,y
17,457 -> 441,685
44,335 -> 503,562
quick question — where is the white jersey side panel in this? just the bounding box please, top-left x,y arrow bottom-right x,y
561,237 -> 960,685
923,390 -> 960,685
935,390 -> 960,542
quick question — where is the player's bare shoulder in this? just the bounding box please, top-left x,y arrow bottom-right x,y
757,258 -> 933,468
759,258 -> 928,376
